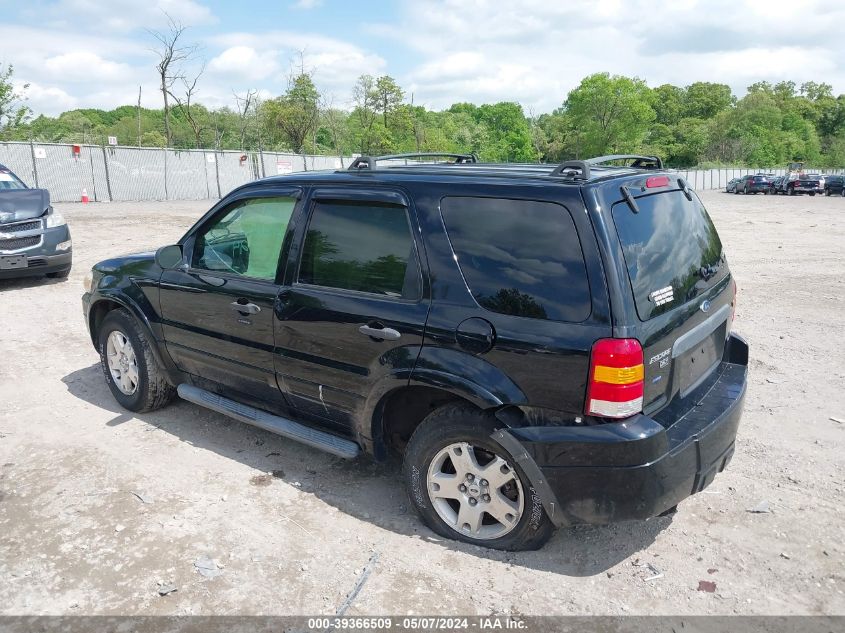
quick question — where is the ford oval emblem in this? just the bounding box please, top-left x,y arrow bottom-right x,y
700,299 -> 711,313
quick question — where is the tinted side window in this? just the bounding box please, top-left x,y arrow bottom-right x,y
298,201 -> 420,299
192,196 -> 295,281
441,197 -> 591,322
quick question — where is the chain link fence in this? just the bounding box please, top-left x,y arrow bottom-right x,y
1,141 -> 842,202
0,141 -> 354,202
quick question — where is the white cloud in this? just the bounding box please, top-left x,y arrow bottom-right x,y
24,0 -> 217,32
43,52 -> 133,83
372,0 -> 845,111
291,0 -> 323,8
208,46 -> 281,82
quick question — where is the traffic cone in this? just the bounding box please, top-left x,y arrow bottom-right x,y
81,188 -> 89,203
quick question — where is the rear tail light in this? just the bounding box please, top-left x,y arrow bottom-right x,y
585,338 -> 644,419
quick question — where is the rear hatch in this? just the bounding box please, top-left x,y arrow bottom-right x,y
609,181 -> 734,415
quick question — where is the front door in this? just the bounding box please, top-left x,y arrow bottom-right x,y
159,191 -> 300,408
274,189 -> 430,432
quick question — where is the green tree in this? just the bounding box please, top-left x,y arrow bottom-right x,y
652,84 -> 685,126
0,63 -> 30,131
562,73 -> 655,156
374,76 -> 404,129
264,73 -> 320,154
683,82 -> 733,119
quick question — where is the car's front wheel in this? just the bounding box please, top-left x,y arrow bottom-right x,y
98,309 -> 175,413
403,404 -> 554,551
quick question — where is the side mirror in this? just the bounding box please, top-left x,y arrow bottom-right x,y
155,244 -> 184,270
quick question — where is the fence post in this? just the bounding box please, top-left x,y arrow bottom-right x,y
29,139 -> 39,188
101,145 -> 113,202
214,151 -> 222,199
87,145 -> 99,202
259,149 -> 266,178
163,148 -> 169,201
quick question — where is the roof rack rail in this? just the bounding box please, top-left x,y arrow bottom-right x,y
585,154 -> 664,169
347,152 -> 477,171
550,160 -> 590,180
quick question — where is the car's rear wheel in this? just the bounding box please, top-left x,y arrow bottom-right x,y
403,403 -> 554,551
810,192 -> 816,196
825,189 -> 831,196
788,186 -> 795,196
98,309 -> 175,413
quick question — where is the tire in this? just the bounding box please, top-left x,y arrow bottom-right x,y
734,186 -> 740,195
47,267 -> 71,279
403,403 -> 554,551
841,188 -> 845,197
810,192 -> 816,197
825,189 -> 831,196
97,309 -> 176,413
788,186 -> 795,196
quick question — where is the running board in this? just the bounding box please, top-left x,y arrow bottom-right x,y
177,384 -> 360,459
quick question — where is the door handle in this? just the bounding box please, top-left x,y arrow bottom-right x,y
358,325 -> 401,341
230,301 -> 261,315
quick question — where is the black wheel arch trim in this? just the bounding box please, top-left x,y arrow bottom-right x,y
88,291 -> 181,385
490,428 -> 566,528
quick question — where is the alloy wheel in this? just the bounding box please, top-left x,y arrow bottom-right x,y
106,330 -> 139,395
426,441 -> 524,540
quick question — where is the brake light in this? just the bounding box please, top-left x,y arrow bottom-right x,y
586,338 -> 644,419
646,175 -> 670,188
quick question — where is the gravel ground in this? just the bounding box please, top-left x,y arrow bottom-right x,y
0,190 -> 843,616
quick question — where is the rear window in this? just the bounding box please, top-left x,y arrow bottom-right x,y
753,176 -> 768,181
441,197 -> 591,322
612,191 -> 727,321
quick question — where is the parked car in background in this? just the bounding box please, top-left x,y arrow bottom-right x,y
768,176 -> 784,194
726,178 -> 741,193
823,174 -> 845,196
736,174 -> 771,194
0,164 -> 72,281
808,174 -> 825,194
81,152 -> 747,550
781,173 -> 820,196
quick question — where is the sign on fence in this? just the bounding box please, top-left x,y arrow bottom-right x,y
276,160 -> 293,175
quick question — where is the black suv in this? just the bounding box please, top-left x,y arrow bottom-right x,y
736,174 -> 770,194
82,153 -> 748,550
823,174 -> 845,196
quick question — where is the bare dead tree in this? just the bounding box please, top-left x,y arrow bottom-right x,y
233,89 -> 258,151
147,13 -> 198,147
169,64 -> 206,148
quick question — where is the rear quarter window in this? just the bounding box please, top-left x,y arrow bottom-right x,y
440,196 -> 591,322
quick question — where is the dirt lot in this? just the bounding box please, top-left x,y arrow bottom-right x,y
0,190 -> 843,616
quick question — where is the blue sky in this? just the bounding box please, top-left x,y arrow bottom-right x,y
2,0 -> 844,117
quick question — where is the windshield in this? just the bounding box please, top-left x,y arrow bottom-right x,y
612,190 -> 727,321
0,170 -> 27,190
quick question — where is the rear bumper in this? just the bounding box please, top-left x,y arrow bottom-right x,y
502,334 -> 748,527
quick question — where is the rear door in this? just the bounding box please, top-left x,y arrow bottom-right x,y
607,184 -> 735,414
159,189 -> 300,408
273,187 -> 430,431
